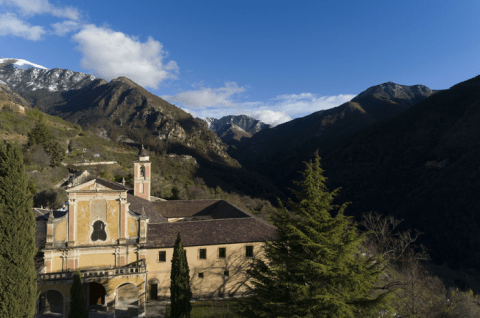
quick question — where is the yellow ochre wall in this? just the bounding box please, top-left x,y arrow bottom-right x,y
76,199 -> 120,245
51,256 -> 63,272
128,216 -> 138,238
106,200 -> 120,241
55,220 -> 67,242
80,253 -> 115,270
76,200 -> 91,245
146,242 -> 265,298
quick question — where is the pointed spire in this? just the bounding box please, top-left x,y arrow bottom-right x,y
48,209 -> 54,221
139,145 -> 148,157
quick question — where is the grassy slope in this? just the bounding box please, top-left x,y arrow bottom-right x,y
0,105 -> 280,219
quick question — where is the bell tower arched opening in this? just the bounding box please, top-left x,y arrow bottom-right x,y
134,145 -> 151,201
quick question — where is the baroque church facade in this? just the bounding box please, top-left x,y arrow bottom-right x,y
35,148 -> 275,317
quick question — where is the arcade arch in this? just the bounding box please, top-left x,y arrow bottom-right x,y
115,282 -> 139,318
38,289 -> 64,317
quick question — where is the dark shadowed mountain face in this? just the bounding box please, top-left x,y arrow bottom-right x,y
0,63 -> 237,166
319,75 -> 480,269
235,82 -> 438,187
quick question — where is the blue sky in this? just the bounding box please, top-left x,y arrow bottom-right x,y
1,1 -> 479,125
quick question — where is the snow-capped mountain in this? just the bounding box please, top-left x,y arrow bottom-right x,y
0,58 -> 48,70
205,115 -> 271,135
0,58 -> 97,94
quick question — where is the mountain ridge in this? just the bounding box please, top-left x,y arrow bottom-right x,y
234,82 -> 438,187
317,75 -> 480,269
0,59 -> 237,166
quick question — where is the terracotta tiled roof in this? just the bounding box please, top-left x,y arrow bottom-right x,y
127,194 -> 167,223
147,217 -> 276,248
152,200 -> 218,218
96,177 -> 131,191
209,200 -> 252,219
152,200 -> 251,219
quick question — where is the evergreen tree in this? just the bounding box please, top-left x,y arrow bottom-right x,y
44,139 -> 66,167
170,233 -> 192,318
240,154 -> 393,318
27,117 -> 54,148
69,270 -> 88,318
0,143 -> 37,317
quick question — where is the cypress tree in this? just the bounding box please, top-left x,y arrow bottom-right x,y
241,154 -> 393,318
170,233 -> 192,318
0,143 -> 37,317
69,271 -> 88,318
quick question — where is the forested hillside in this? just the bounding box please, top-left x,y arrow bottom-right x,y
318,75 -> 480,269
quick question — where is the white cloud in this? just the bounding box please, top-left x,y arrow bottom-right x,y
0,0 -> 80,20
162,82 -> 246,109
250,109 -> 291,126
0,12 -> 45,40
164,83 -> 355,126
270,93 -> 356,117
51,20 -> 80,36
72,24 -> 179,89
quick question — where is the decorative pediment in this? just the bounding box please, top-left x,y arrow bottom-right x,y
86,182 -> 108,191
66,179 -> 120,193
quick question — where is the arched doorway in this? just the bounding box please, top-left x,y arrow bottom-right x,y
115,283 -> 139,318
83,282 -> 107,315
38,289 -> 64,317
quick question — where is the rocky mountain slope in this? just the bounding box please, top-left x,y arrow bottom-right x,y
206,115 -> 271,134
214,123 -> 252,147
236,82 -> 438,186
316,75 -> 480,269
204,115 -> 271,148
0,59 -> 237,166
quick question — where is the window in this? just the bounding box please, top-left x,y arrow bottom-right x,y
245,245 -> 254,257
140,166 -> 146,179
139,183 -> 144,194
218,247 -> 226,258
224,270 -> 229,277
198,272 -> 204,278
199,248 -> 207,259
158,251 -> 166,262
91,221 -> 107,241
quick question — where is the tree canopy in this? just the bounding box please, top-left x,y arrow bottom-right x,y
0,143 -> 37,317
69,270 -> 88,318
170,233 -> 192,318
241,154 -> 392,318
27,117 -> 54,147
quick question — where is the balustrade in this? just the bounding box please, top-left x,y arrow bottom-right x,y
39,262 -> 146,281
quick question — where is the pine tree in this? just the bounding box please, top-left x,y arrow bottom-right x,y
69,270 -> 88,318
27,117 -> 54,148
241,154 -> 393,318
170,233 -> 192,318
0,143 -> 37,317
44,139 -> 66,167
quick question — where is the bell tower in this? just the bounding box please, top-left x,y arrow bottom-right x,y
134,145 -> 151,201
